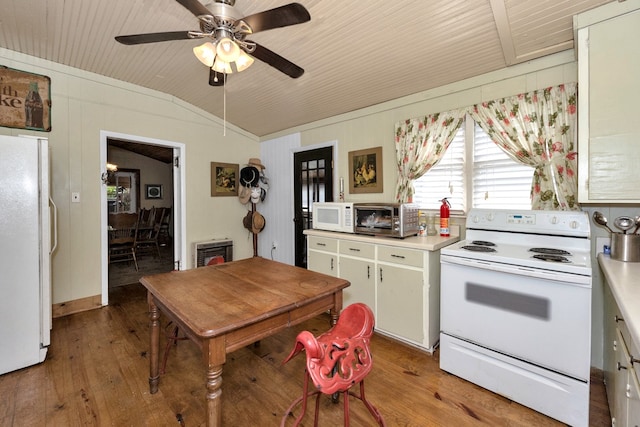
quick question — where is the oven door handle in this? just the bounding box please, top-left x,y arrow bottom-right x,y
441,255 -> 591,287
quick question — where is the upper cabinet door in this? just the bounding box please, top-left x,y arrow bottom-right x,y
577,6 -> 640,203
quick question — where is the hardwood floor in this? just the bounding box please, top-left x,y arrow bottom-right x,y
0,283 -> 610,426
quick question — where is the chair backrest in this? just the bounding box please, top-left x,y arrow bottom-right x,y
109,213 -> 139,244
109,212 -> 138,229
160,207 -> 171,225
286,303 -> 375,395
138,208 -> 152,227
151,208 -> 166,234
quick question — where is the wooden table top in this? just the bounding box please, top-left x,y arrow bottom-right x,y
139,257 -> 350,339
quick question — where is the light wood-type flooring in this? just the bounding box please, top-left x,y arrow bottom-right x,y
0,283 -> 610,426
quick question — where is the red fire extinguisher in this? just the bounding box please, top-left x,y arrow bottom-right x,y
439,198 -> 450,237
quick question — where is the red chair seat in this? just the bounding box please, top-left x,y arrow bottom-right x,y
281,303 -> 385,426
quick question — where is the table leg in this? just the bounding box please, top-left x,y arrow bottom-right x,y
330,290 -> 343,326
148,292 -> 160,394
204,336 -> 226,427
206,364 -> 223,426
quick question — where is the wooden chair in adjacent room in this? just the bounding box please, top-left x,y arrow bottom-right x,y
108,212 -> 139,271
158,206 -> 171,246
280,303 -> 386,426
135,207 -> 165,258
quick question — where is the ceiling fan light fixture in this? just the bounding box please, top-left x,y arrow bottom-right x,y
193,42 -> 216,67
234,50 -> 254,72
211,57 -> 233,74
216,37 -> 241,62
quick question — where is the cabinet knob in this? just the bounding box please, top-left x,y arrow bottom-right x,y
615,315 -> 624,323
631,356 -> 640,366
617,362 -> 628,371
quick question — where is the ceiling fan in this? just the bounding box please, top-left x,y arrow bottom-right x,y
115,0 -> 310,86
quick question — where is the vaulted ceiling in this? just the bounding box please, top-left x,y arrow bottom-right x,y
0,0 -> 613,137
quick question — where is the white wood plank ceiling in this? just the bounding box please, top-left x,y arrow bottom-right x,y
0,0 -> 614,137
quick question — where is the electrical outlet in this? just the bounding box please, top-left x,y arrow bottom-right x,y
72,192 -> 80,203
596,237 -> 611,254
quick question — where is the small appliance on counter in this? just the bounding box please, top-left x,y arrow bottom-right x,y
312,202 -> 355,233
353,203 -> 419,238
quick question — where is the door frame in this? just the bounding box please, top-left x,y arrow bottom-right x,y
99,130 -> 186,305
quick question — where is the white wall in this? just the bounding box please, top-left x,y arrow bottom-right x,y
0,47 -> 260,306
258,133 -> 300,264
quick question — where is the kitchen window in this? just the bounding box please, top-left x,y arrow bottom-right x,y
412,115 -> 533,213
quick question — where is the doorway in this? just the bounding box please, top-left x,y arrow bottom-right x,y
100,131 -> 186,306
293,147 -> 333,268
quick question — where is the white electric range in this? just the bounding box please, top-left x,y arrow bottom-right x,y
439,209 -> 592,426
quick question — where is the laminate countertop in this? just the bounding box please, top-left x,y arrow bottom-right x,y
598,253 -> 640,348
304,226 -> 460,252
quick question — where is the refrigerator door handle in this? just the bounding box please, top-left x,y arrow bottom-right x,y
49,196 -> 58,254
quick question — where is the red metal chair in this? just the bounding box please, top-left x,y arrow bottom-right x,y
281,303 -> 386,426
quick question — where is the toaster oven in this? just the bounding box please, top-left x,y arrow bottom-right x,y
353,203 -> 419,238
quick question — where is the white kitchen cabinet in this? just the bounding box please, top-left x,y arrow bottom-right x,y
306,230 -> 448,352
377,261 -> 424,344
377,245 -> 441,350
307,236 -> 338,277
338,240 -> 375,310
604,277 -> 640,427
605,283 -> 622,414
629,372 -> 640,427
576,4 -> 640,202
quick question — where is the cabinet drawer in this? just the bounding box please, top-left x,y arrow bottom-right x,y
339,240 -> 375,258
308,236 -> 337,252
377,245 -> 423,268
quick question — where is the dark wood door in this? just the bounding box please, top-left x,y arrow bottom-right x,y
293,147 -> 333,268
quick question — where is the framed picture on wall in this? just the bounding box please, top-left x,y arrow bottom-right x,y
348,146 -> 383,194
211,162 -> 239,197
146,184 -> 163,199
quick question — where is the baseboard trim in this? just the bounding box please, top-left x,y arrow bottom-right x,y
52,294 -> 103,318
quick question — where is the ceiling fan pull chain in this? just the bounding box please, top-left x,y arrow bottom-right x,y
223,73 -> 227,136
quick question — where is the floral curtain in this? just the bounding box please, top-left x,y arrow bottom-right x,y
394,110 -> 465,203
466,83 -> 579,210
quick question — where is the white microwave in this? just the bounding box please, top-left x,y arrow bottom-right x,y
312,202 -> 355,233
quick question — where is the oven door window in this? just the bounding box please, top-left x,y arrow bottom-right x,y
440,260 -> 591,381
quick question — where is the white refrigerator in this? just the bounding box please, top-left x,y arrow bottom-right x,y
0,135 -> 55,375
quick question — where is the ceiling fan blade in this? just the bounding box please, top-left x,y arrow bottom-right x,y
249,43 -> 304,79
240,3 -> 310,34
175,0 -> 211,18
208,69 -> 227,87
115,31 -> 193,45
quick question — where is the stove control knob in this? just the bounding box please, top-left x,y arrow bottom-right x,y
570,220 -> 579,229
472,215 -> 479,223
550,216 -> 558,224
486,213 -> 495,221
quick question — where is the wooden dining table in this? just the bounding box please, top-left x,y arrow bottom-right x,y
139,256 -> 350,427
